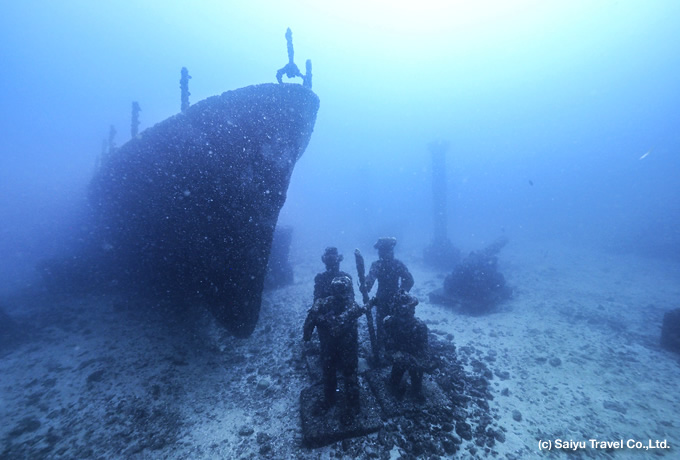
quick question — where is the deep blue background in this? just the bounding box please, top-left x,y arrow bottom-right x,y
1,0 -> 678,293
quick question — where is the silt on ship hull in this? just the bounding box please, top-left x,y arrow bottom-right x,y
89,83 -> 319,337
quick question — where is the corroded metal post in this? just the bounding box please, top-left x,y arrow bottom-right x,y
131,101 -> 141,138
180,67 -> 191,112
424,140 -> 459,269
431,140 -> 448,245
276,28 -> 311,88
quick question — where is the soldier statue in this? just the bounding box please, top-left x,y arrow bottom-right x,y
383,290 -> 429,400
303,276 -> 366,418
364,237 -> 414,352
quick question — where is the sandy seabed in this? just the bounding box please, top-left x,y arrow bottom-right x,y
1,241 -> 679,459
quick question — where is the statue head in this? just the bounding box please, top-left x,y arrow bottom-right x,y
331,275 -> 353,299
322,247 -> 343,269
374,237 -> 397,260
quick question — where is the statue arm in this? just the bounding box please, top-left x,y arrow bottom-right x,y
365,263 -> 378,293
303,302 -> 322,341
342,272 -> 356,299
340,302 -> 366,323
400,262 -> 414,292
404,293 -> 419,310
312,275 -> 323,302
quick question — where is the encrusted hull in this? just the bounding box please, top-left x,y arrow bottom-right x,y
89,83 -> 319,337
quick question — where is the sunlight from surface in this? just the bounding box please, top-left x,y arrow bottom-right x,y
264,0 -> 592,53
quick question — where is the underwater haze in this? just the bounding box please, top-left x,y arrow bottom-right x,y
1,0 -> 679,289
3,2 -> 680,459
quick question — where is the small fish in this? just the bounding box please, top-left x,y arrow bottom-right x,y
639,149 -> 652,160
528,180 -> 534,186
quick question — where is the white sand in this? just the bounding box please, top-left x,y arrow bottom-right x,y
1,241 -> 678,459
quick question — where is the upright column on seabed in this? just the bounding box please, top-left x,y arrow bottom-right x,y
430,140 -> 449,247
423,140 -> 459,269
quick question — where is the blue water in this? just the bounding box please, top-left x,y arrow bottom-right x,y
1,3 -> 680,457
2,1 -> 679,295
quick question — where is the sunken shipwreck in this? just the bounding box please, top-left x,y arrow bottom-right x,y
42,46 -> 318,339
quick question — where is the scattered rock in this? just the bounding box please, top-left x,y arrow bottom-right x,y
456,421 -> 472,441
492,428 -> 506,443
86,369 -> 105,384
549,357 -> 562,367
603,400 -> 627,414
442,437 -> 457,455
512,410 -> 522,422
9,417 -> 42,437
495,370 -> 510,380
364,445 -> 378,457
238,425 -> 254,436
259,443 -> 272,455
